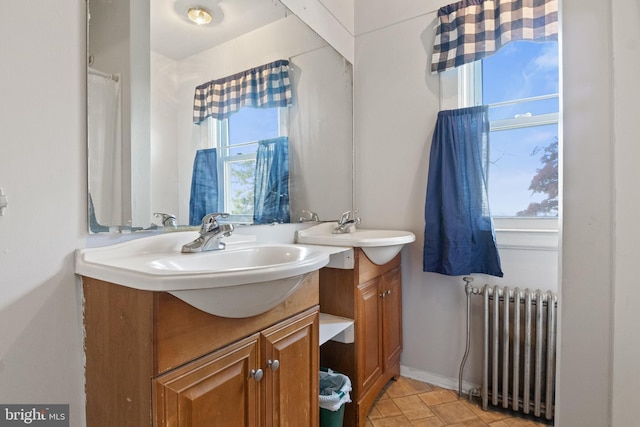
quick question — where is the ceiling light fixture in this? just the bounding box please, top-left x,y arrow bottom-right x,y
187,7 -> 212,25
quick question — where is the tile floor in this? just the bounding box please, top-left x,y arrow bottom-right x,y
365,377 -> 552,427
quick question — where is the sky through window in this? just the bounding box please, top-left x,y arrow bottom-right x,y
482,41 -> 559,217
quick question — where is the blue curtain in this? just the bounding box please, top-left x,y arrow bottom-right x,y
423,106 -> 503,277
253,137 -> 290,224
189,148 -> 219,226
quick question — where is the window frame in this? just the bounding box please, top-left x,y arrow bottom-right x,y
207,107 -> 288,223
440,47 -> 560,248
460,60 -> 560,128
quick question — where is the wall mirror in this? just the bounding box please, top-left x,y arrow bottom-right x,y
87,0 -> 354,233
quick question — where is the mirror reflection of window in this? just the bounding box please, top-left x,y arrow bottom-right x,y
207,107 -> 288,223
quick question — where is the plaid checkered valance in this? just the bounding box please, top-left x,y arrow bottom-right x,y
431,0 -> 558,74
193,59 -> 292,123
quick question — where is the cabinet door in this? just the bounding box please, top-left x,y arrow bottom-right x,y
356,278 -> 383,394
381,268 -> 402,370
154,334 -> 261,427
262,308 -> 319,427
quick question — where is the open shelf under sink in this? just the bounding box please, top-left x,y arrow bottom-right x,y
319,313 -> 354,345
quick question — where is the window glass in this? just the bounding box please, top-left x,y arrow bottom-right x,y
488,97 -> 558,122
229,108 -> 279,147
224,158 -> 256,217
212,107 -> 284,220
489,125 -> 558,217
480,41 -> 559,217
482,42 -> 559,103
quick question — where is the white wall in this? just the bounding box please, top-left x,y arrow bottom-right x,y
0,0 -> 86,424
280,0 -> 354,63
355,0 -> 448,36
150,51 -> 180,219
319,0 -> 355,35
556,1 -> 640,424
557,0 -> 614,425
611,0 -> 640,425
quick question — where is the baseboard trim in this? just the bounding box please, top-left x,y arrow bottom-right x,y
399,365 -> 480,396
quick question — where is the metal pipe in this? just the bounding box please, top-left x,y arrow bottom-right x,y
88,67 -> 119,82
491,285 -> 499,407
523,291 -> 532,414
482,285 -> 489,410
534,289 -> 544,417
458,277 -> 474,397
501,286 -> 510,409
512,288 -> 521,412
545,290 -> 556,420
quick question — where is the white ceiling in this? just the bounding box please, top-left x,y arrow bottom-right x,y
151,0 -> 288,60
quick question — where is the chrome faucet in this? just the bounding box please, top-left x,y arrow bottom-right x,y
333,210 -> 361,234
154,212 -> 177,229
299,210 -> 320,222
181,213 -> 234,253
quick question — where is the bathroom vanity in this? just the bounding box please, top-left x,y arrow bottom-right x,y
78,224 -> 414,427
318,248 -> 403,427
82,272 -> 320,427
77,231 -> 334,427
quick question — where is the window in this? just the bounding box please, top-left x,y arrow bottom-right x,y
208,107 -> 288,223
462,41 -> 559,219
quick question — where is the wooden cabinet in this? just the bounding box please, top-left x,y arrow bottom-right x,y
262,311 -> 319,427
154,333 -> 260,427
380,268 -> 402,371
319,249 -> 402,427
83,271 -> 320,427
154,309 -> 319,427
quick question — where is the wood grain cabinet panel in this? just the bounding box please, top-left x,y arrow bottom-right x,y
381,268 -> 402,371
154,309 -> 319,427
154,334 -> 261,427
356,278 -> 383,392
262,310 -> 319,427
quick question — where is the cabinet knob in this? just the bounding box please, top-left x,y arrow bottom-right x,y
379,289 -> 392,298
268,359 -> 280,371
250,368 -> 264,382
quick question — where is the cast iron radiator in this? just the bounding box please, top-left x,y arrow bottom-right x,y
459,277 -> 558,421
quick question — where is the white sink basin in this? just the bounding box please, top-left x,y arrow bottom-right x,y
75,232 -> 330,318
295,222 -> 416,265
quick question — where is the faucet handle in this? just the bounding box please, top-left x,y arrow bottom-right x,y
300,210 -> 320,222
202,212 -> 229,222
154,212 -> 177,228
201,213 -> 230,231
339,210 -> 359,224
